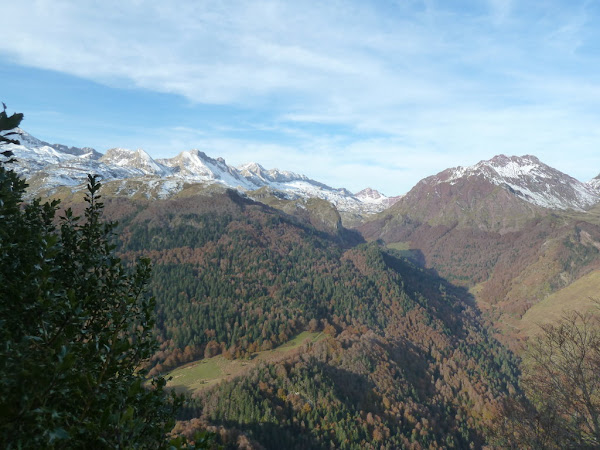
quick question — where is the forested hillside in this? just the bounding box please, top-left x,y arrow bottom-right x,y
359,208 -> 600,347
73,189 -> 523,448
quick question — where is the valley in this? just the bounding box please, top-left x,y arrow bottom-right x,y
358,155 -> 600,349
7,129 -> 600,448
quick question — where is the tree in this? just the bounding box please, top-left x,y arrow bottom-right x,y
0,108 -> 187,448
493,307 -> 600,449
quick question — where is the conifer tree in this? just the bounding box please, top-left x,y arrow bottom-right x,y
0,107 -> 200,448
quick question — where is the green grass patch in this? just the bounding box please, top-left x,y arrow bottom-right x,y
519,270 -> 600,337
167,357 -> 224,393
386,242 -> 410,251
166,331 -> 323,394
386,241 -> 421,260
274,331 -> 324,352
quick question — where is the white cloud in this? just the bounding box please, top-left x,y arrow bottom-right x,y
3,1 -> 600,194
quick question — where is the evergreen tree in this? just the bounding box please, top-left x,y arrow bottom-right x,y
0,107 -> 194,448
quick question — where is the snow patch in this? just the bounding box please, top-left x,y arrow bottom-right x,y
13,130 -> 395,216
436,155 -> 599,210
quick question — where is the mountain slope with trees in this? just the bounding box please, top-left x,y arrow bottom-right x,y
63,187 -> 521,448
358,162 -> 600,347
17,114 -> 600,447
0,108 -> 192,448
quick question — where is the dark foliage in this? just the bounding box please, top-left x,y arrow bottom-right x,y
97,191 -> 521,448
0,109 -> 196,448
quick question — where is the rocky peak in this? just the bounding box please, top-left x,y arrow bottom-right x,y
425,154 -> 599,211
588,174 -> 600,192
356,188 -> 384,200
237,162 -> 270,183
12,129 -> 404,218
101,147 -> 170,176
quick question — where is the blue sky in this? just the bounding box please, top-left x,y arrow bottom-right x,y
2,0 -> 600,195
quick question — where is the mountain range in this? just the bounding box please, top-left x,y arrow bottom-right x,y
9,129 -> 600,337
7,129 -> 400,221
9,129 -> 600,221
6,126 -> 600,447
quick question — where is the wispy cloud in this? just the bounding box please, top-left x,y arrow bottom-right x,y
2,0 -> 600,193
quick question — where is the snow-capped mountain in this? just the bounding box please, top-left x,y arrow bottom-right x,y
237,162 -> 391,214
428,155 -> 600,211
100,148 -> 172,176
8,130 -> 597,222
237,162 -> 312,185
4,129 -> 394,216
355,188 -> 403,209
158,149 -> 256,189
6,129 -> 101,177
588,173 -> 600,193
382,154 -> 600,232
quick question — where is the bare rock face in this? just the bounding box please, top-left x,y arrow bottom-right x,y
356,188 -> 403,209
437,155 -> 599,211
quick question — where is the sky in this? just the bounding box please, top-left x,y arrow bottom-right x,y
2,0 -> 600,196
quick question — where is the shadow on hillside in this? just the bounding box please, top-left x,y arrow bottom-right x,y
322,364 -> 381,413
213,364 -> 380,449
215,420 -> 323,450
165,384 -> 195,398
381,248 -> 481,337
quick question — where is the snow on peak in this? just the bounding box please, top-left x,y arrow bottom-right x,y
587,173 -> 600,193
101,148 -> 171,176
356,188 -> 383,200
437,154 -> 599,211
239,162 -> 266,172
355,188 -> 403,208
486,154 -> 549,179
13,130 -> 398,216
3,128 -> 43,147
443,155 -> 546,183
237,162 -> 271,184
157,149 -> 255,189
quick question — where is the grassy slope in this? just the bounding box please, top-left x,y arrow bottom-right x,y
517,270 -> 600,338
166,332 -> 324,394
563,203 -> 600,226
381,215 -> 600,351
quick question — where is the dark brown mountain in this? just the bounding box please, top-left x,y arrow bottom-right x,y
385,155 -> 598,232
358,156 -> 600,347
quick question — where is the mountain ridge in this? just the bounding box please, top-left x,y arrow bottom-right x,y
438,154 -> 599,211
6,129 -> 396,219
6,129 -> 600,227
375,154 -> 600,234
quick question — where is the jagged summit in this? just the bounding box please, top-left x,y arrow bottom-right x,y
101,148 -> 171,176
157,149 -> 254,189
10,128 -> 101,159
13,129 -> 597,220
238,162 -> 279,184
355,187 -> 383,199
237,162 -> 310,184
431,154 -> 599,211
8,130 -> 395,217
588,173 -> 600,192
355,188 -> 403,208
5,128 -> 44,147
